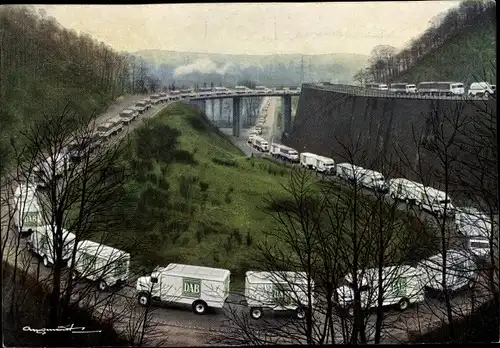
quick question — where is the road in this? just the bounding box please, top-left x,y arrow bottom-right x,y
1,95 -> 494,346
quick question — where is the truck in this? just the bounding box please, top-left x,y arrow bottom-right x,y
270,143 -> 299,163
13,183 -> 43,236
136,263 -> 231,315
149,94 -> 162,105
73,239 -> 130,291
119,109 -> 136,125
244,271 -> 313,320
134,100 -> 148,114
108,116 -> 124,135
389,83 -> 417,95
158,92 -> 168,102
417,82 -> 465,96
315,156 -> 336,175
335,265 -> 426,314
418,250 -> 478,293
33,152 -> 69,185
96,122 -> 115,140
335,163 -> 364,184
252,136 -> 269,152
27,225 -> 76,268
415,186 -> 455,218
168,90 -> 181,99
388,178 -> 424,205
358,169 -> 389,193
247,134 -> 256,145
455,207 -> 492,261
254,125 -> 262,135
300,152 -> 320,169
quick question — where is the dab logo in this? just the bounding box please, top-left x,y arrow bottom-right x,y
182,278 -> 201,297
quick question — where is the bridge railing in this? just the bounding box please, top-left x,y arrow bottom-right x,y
302,83 -> 492,101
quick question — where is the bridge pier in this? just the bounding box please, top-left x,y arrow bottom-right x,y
232,97 -> 241,137
282,95 -> 292,135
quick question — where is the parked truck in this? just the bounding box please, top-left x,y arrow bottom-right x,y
136,263 -> 231,315
73,239 -> 130,291
134,100 -> 148,114
358,169 -> 389,193
119,109 -> 137,125
252,136 -> 269,152
300,152 -> 320,169
415,186 -> 455,218
335,265 -> 426,314
13,183 -> 42,236
455,207 -> 492,261
244,271 -> 313,320
388,178 -> 424,205
315,156 -> 336,175
270,143 -> 299,163
27,225 -> 76,268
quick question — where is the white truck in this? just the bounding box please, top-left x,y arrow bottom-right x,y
415,186 -> 455,218
245,271 -> 313,320
27,225 -> 76,268
13,183 -> 42,236
254,125 -> 262,135
149,94 -> 162,105
358,169 -> 389,193
134,100 -> 148,114
335,163 -> 365,184
335,265 -> 426,314
252,136 -> 269,152
96,122 -> 115,140
34,152 -> 69,183
388,178 -> 424,205
455,208 -> 492,261
270,143 -> 299,163
419,249 -> 478,292
315,155 -> 336,175
136,263 -> 231,315
119,109 -> 137,125
247,134 -> 256,145
158,92 -> 168,102
300,152 -> 320,169
109,116 -> 124,135
73,239 -> 130,291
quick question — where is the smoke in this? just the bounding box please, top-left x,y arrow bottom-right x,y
174,58 -> 233,77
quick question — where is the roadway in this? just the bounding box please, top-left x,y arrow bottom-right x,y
1,94 -> 494,346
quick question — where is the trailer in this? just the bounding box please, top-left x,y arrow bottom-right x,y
270,143 -> 299,163
134,101 -> 148,113
96,122 -> 115,140
415,186 -> 455,218
119,109 -> 136,125
300,152 -> 320,169
108,116 -> 124,135
149,94 -> 162,105
335,163 -> 364,184
245,271 -> 313,320
13,184 -> 42,236
336,265 -> 426,314
73,239 -> 130,291
388,178 -> 424,205
136,263 -> 230,315
315,156 -> 335,175
27,225 -> 76,268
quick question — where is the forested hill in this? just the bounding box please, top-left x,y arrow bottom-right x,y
355,0 -> 496,85
0,5 -> 161,173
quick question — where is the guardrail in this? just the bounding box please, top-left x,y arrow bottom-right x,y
303,83 -> 493,101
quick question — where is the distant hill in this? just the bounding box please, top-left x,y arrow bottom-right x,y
394,20 -> 496,85
134,50 -> 369,87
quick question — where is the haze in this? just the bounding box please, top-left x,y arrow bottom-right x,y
37,2 -> 461,56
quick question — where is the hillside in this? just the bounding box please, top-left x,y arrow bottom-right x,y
136,50 -> 369,87
112,103 -> 293,284
394,20 -> 496,85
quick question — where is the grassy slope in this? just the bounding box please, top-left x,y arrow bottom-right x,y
394,21 -> 496,85
120,103 -> 292,282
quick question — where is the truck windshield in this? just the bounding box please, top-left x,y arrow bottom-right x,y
470,241 -> 489,249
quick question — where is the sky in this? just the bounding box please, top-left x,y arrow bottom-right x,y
36,2 -> 461,56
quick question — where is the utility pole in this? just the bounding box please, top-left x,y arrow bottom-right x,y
300,55 -> 304,84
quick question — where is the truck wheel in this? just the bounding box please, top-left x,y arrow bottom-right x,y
192,300 -> 208,315
294,307 -> 306,320
138,293 -> 150,307
390,193 -> 396,200
405,198 -> 411,205
42,255 -> 50,268
97,280 -> 108,291
484,91 -> 489,97
398,298 -> 410,311
26,242 -> 32,252
250,307 -> 264,320
71,270 -> 80,280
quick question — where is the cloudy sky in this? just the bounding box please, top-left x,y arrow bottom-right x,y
37,2 -> 461,56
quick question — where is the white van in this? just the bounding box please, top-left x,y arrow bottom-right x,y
336,163 -> 364,184
468,82 -> 494,98
419,250 -> 478,292
315,156 -> 336,175
455,208 -> 492,260
416,186 -> 455,218
13,184 -> 42,236
136,263 -> 230,315
388,178 -> 424,205
335,265 -> 426,314
73,240 -> 130,291
359,169 -> 389,193
27,225 -> 76,268
245,271 -> 314,320
300,152 -> 320,169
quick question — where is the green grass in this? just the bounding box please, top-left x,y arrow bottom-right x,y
118,103 -> 293,285
394,21 -> 496,85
